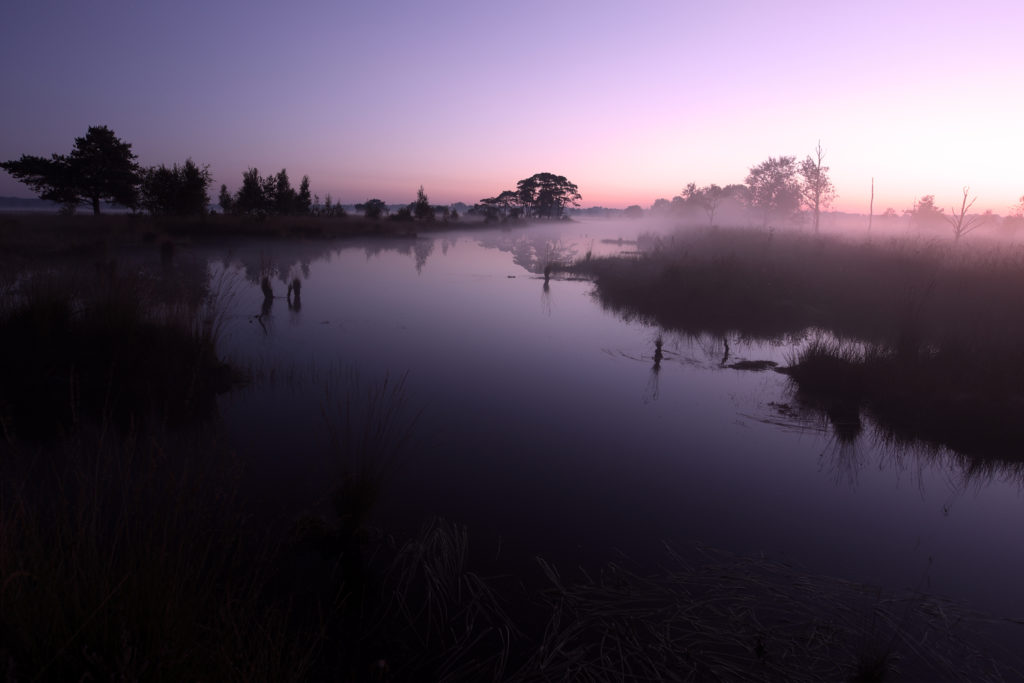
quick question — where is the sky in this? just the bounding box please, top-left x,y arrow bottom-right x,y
2,0 -> 1023,214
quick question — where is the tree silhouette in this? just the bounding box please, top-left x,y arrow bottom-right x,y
681,183 -> 746,227
0,125 -> 140,214
945,187 -> 986,241
297,176 -> 312,215
905,195 -> 945,231
272,169 -> 297,215
798,142 -> 836,234
477,190 -> 521,221
516,172 -> 581,219
233,168 -> 266,215
140,159 -> 212,216
356,198 -> 387,219
218,183 -> 233,213
745,156 -> 800,229
414,185 -> 434,221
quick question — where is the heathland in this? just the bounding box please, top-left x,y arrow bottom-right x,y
2,212 -> 1023,681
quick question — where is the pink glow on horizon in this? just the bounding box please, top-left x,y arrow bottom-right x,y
2,1 -> 1022,217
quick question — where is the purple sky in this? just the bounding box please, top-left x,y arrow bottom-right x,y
2,0 -> 1022,213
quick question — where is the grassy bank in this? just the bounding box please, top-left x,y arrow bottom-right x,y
0,212 -> 486,259
571,226 -> 1024,457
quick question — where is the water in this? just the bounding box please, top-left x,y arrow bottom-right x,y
204,220 -> 1024,622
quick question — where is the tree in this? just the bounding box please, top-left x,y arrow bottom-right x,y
516,172 -> 581,219
234,168 -> 267,215
798,142 -> 836,234
272,169 -> 296,215
650,198 -> 672,213
356,198 -> 387,219
1012,195 -> 1024,219
945,187 -> 987,241
624,205 -> 644,219
905,195 -> 945,231
413,185 -> 434,221
139,158 -> 212,216
297,175 -> 312,215
69,126 -> 142,213
682,183 -> 726,226
745,156 -> 800,229
0,125 -> 141,214
478,190 -> 521,221
218,183 -> 233,214
1003,196 -> 1024,235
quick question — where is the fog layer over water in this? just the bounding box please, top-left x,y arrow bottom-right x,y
209,219 -> 1024,620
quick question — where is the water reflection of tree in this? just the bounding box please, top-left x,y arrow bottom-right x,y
413,239 -> 434,274
361,237 -> 436,274
477,233 -> 578,275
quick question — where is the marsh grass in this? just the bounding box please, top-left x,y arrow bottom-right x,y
0,261 -> 236,439
0,427 -> 321,682
784,336 -> 1024,457
574,226 -> 1024,457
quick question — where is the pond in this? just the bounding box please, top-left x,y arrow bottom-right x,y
204,220 -> 1024,626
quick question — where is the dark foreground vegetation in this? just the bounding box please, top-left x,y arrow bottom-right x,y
572,226 -> 1024,459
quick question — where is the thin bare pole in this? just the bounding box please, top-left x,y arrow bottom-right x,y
868,177 -> 874,234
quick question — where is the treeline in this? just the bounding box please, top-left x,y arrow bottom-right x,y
0,125 -> 467,224
472,172 -> 581,222
0,125 -> 323,219
0,126 -> 215,216
216,168 -> 312,217
653,143 -> 1024,240
353,186 -> 455,222
649,145 -> 836,234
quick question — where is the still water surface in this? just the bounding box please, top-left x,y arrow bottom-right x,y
206,221 -> 1024,621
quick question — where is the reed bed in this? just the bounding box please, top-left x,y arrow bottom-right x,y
574,226 -> 1024,457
